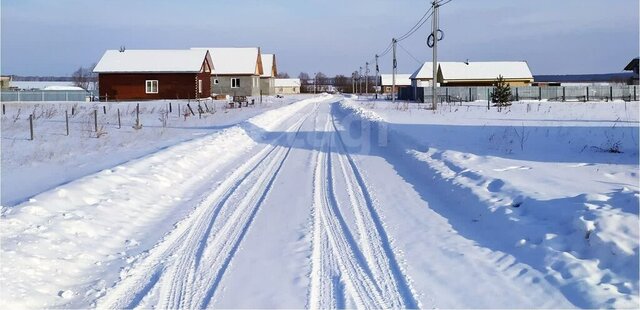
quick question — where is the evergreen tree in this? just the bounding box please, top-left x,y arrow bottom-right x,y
491,75 -> 512,106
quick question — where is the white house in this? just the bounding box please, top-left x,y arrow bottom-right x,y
379,74 -> 412,94
274,78 -> 301,94
438,61 -> 533,86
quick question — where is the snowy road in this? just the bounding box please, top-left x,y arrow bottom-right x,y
2,95 -> 599,308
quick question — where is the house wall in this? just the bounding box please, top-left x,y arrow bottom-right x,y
275,86 -> 300,94
260,77 -> 275,95
98,73 -> 210,100
210,75 -> 261,97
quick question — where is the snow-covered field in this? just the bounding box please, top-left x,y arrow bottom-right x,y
1,95 -> 638,308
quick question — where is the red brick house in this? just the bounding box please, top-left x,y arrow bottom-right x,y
94,49 -> 213,101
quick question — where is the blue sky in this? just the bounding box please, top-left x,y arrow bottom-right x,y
1,0 -> 638,76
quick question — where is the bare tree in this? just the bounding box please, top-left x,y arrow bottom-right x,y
315,72 -> 329,92
334,75 -> 350,93
72,63 -> 96,91
276,72 -> 290,78
298,72 -> 310,93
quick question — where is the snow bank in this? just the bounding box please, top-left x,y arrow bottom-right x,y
337,98 -> 639,308
0,94 -> 333,308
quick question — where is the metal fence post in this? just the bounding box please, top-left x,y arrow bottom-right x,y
117,108 -> 121,129
487,88 -> 490,109
635,86 -> 637,101
94,110 -> 98,132
468,87 -> 472,102
562,87 -> 566,101
538,87 -> 542,101
42,92 -> 44,101
65,92 -> 68,101
610,86 -> 613,101
586,86 -> 589,102
515,88 -> 519,101
65,110 -> 69,136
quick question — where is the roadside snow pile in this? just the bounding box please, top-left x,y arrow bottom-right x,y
338,98 -> 639,308
1,95 -> 314,207
0,94 -> 333,309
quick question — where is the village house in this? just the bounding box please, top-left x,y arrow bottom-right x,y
93,49 -> 212,101
260,54 -> 277,95
274,78 -> 301,94
193,47 -> 263,97
379,74 -> 412,94
438,61 -> 534,87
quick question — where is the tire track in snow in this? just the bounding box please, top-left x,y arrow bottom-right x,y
331,113 -> 419,309
97,102 -> 320,309
309,107 -> 418,309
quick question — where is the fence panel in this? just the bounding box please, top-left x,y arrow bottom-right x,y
0,90 -> 95,102
422,85 -> 638,103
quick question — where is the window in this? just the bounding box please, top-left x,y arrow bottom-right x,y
214,79 -> 219,84
231,78 -> 240,88
198,79 -> 203,94
146,80 -> 158,94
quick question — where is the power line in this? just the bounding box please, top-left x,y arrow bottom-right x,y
397,42 -> 423,65
396,6 -> 434,41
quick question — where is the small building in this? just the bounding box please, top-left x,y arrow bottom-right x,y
274,78 -> 301,94
379,74 -> 411,94
193,47 -> 263,97
93,49 -> 212,101
260,54 -> 277,95
624,57 -> 639,85
0,76 -> 11,89
438,61 -> 533,87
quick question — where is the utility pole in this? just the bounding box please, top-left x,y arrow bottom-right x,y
392,38 -> 397,104
375,54 -> 379,100
359,66 -> 363,95
352,72 -> 355,94
431,1 -> 440,110
365,62 -> 369,96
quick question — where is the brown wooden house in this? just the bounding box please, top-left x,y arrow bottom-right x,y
94,49 -> 213,101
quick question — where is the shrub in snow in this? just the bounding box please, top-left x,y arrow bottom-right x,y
492,75 -> 512,106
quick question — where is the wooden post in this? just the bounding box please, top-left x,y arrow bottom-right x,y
2,103 -> 5,115
445,87 -> 449,102
515,88 -> 519,101
562,87 -> 566,102
204,103 -> 210,113
199,109 -> 202,119
186,103 -> 195,116
65,110 -> 69,136
634,86 -> 637,101
29,114 -> 34,140
117,108 -> 121,129
178,104 -> 181,116
94,110 -> 98,132
103,106 -> 106,114
469,87 -> 472,102
136,103 -> 140,128
72,106 -> 75,115
169,102 -> 172,113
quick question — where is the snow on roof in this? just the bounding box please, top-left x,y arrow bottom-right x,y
93,49 -> 211,73
43,85 -> 85,91
260,54 -> 276,78
410,62 -> 455,80
193,47 -> 261,75
439,61 -> 533,81
274,78 -> 301,87
380,74 -> 412,86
